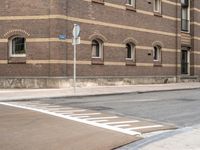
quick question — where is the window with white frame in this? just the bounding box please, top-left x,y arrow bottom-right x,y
181,0 -> 190,32
127,0 -> 135,7
154,0 -> 161,13
92,39 -> 103,58
9,36 -> 26,57
153,45 -> 161,61
126,43 -> 135,60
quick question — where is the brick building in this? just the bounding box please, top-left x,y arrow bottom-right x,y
0,0 -> 199,88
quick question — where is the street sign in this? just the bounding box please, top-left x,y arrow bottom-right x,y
58,34 -> 67,40
72,24 -> 81,95
72,37 -> 81,45
73,24 -> 80,38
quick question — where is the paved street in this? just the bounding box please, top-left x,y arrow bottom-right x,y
0,105 -> 139,150
0,86 -> 200,149
40,89 -> 200,127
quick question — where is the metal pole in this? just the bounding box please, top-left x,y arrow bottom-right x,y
73,38 -> 77,94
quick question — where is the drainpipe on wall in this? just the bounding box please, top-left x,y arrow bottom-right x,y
48,0 -> 52,78
65,0 -> 69,77
175,0 -> 179,83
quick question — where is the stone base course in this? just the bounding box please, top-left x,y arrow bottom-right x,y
0,76 -> 199,88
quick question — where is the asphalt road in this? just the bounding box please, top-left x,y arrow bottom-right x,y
42,89 -> 200,127
1,89 -> 200,150
0,105 -> 138,150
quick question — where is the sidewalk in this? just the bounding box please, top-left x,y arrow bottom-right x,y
0,82 -> 200,101
119,125 -> 200,150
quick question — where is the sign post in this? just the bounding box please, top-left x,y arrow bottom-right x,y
72,24 -> 80,94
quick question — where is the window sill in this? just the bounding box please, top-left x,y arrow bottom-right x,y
91,58 -> 104,65
126,5 -> 136,12
126,59 -> 136,66
8,57 -> 26,64
91,0 -> 104,5
153,61 -> 162,67
154,12 -> 162,17
181,31 -> 190,34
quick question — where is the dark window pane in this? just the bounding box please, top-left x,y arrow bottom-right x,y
126,43 -> 132,59
154,47 -> 158,60
92,40 -> 100,57
12,37 -> 25,55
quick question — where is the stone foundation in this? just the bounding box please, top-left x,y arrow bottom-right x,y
0,76 -> 199,89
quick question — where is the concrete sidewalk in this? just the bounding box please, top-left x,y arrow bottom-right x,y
141,126 -> 200,150
119,125 -> 200,150
0,82 -> 200,101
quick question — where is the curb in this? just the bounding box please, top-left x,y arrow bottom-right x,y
48,87 -> 200,99
137,87 -> 200,94
1,87 -> 200,102
117,127 -> 193,150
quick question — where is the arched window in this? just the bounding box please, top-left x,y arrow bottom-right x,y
153,45 -> 161,61
9,36 -> 26,57
126,43 -> 135,60
92,39 -> 103,58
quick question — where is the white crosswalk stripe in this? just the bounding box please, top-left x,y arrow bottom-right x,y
74,116 -> 90,118
0,101 -> 172,137
47,108 -> 74,111
127,125 -> 164,130
58,110 -> 87,113
86,116 -> 118,120
94,120 -> 109,123
105,120 -> 139,125
114,124 -> 131,128
70,113 -> 101,116
53,110 -> 79,113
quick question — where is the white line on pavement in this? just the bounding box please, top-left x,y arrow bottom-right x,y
105,120 -> 139,125
86,116 -> 118,120
94,120 -> 109,123
70,113 -> 101,116
113,124 -> 131,128
20,103 -> 51,106
46,108 -> 74,111
19,104 -> 53,107
72,116 -> 90,118
55,110 -> 87,113
127,125 -> 164,130
0,102 -> 141,136
42,106 -> 63,108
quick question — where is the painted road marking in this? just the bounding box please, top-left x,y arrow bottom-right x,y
57,110 -> 87,113
86,116 -> 118,120
114,124 -> 131,128
0,101 -> 174,137
47,108 -> 74,111
95,120 -> 109,123
127,125 -> 164,130
0,102 -> 141,136
42,106 -> 65,108
70,113 -> 101,116
74,116 -> 90,118
105,121 -> 140,125
52,110 -> 79,113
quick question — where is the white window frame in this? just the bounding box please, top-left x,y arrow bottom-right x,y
181,47 -> 191,75
153,46 -> 161,61
181,0 -> 190,33
92,39 -> 103,59
126,43 -> 135,61
9,36 -> 26,57
154,0 -> 162,14
126,0 -> 136,7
